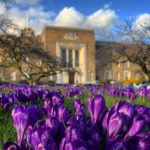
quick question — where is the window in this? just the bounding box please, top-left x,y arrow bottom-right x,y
61,48 -> 67,67
116,61 -> 120,67
106,63 -> 111,68
88,71 -> 93,81
36,59 -> 42,66
124,61 -> 129,67
49,75 -> 53,81
68,49 -> 73,67
75,50 -> 79,67
0,73 -> 3,80
0,56 -> 2,63
21,75 -> 25,80
124,71 -> 130,80
105,70 -> 112,80
25,57 -> 29,62
116,72 -> 120,80
10,72 -> 16,81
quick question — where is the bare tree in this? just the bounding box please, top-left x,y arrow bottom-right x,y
0,1 -> 63,84
113,19 -> 150,82
0,27 -> 62,84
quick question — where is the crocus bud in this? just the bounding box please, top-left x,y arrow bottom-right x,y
115,101 -> 134,123
124,120 -> 145,141
87,95 -> 106,125
52,95 -> 64,106
12,105 -> 28,146
30,125 -> 53,150
57,105 -> 70,123
108,112 -> 125,139
73,99 -> 86,119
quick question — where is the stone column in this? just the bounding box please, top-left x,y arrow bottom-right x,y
73,49 -> 75,68
66,48 -> 69,66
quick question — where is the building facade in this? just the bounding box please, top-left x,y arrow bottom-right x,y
0,26 -> 148,84
96,41 -> 148,84
40,26 -> 96,84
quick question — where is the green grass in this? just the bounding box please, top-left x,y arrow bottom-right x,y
0,107 -> 16,148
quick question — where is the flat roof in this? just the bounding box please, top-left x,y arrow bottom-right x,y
44,25 -> 94,32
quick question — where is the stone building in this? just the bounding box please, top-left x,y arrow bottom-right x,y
40,26 -> 96,84
0,26 -> 148,84
96,41 -> 148,84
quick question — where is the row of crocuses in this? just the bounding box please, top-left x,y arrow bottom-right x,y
1,84 -> 150,150
1,84 -> 150,111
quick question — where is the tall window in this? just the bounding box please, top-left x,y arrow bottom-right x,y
10,72 -> 16,81
61,48 -> 67,67
75,50 -> 79,67
116,72 -> 120,80
116,61 -> 120,67
124,71 -> 130,80
68,49 -> 72,67
36,59 -> 42,66
105,70 -> 111,80
124,61 -> 129,67
0,73 -> 3,81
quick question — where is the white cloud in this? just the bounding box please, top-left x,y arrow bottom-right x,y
54,7 -> 85,27
135,13 -> 150,31
0,2 -> 6,14
0,3 -> 119,39
86,8 -> 118,39
54,6 -> 118,40
5,6 -> 55,34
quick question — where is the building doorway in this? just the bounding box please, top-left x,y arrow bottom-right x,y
69,71 -> 75,84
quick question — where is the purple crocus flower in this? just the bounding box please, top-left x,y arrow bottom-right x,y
136,139 -> 150,150
30,125 -> 57,150
12,105 -> 28,146
27,105 -> 46,126
138,87 -> 147,97
135,105 -> 147,115
45,117 -> 59,136
107,112 -> 125,139
60,138 -> 88,150
2,141 -> 20,150
73,99 -> 86,119
65,125 -> 84,142
107,141 -> 129,150
57,105 -> 71,123
115,101 -> 134,123
86,128 -> 101,150
37,138 -> 57,150
124,120 -> 145,141
52,95 -> 64,106
12,105 -> 45,146
87,95 -> 106,125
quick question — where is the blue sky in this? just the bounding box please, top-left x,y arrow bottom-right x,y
40,0 -> 150,19
0,0 -> 150,39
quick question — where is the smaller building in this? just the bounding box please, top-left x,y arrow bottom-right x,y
96,41 -> 149,84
